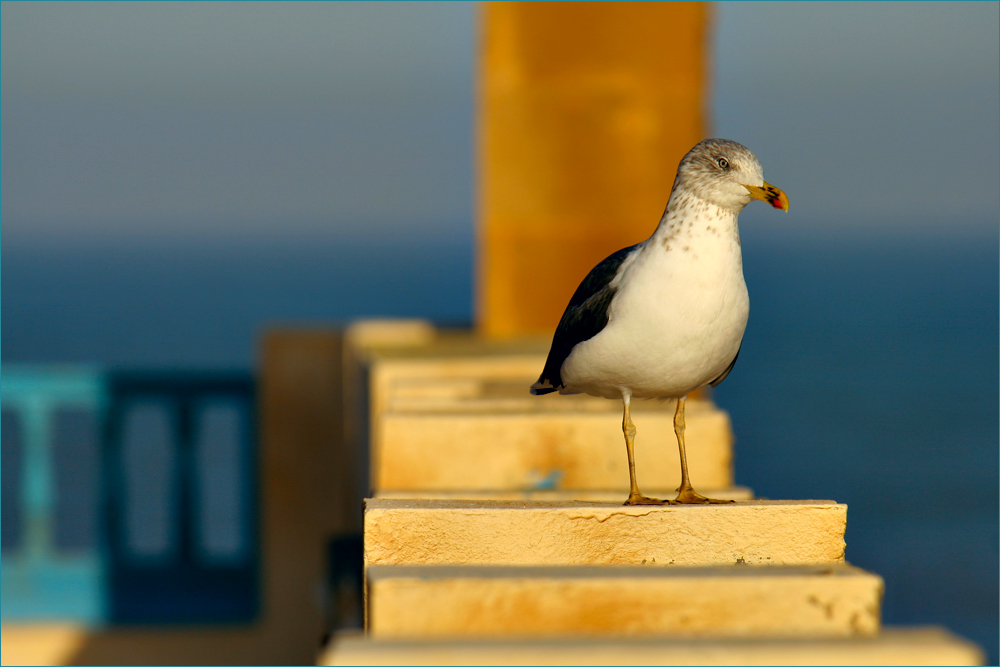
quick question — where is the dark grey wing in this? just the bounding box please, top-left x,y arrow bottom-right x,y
708,343 -> 741,387
531,244 -> 639,394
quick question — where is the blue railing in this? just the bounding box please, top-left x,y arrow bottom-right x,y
1,365 -> 259,625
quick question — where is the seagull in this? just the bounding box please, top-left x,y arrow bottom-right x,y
531,138 -> 788,505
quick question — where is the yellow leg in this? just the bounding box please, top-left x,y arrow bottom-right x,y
672,395 -> 734,504
622,396 -> 664,505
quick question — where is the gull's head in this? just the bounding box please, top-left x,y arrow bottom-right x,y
673,138 -> 789,213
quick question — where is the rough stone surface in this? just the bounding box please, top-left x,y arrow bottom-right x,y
356,331 -> 725,495
376,402 -> 732,492
362,343 -> 543,489
321,627 -> 985,666
364,499 -> 847,568
367,564 -> 882,639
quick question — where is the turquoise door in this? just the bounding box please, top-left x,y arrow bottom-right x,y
1,366 -> 107,624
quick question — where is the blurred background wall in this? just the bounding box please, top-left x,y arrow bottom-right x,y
2,1 -> 997,663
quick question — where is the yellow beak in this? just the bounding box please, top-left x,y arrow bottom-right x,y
744,182 -> 789,212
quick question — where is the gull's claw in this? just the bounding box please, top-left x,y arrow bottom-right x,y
673,487 -> 735,504
624,493 -> 669,506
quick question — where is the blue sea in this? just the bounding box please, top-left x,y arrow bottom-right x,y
2,224 -> 997,660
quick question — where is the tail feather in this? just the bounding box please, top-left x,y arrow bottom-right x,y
530,378 -> 558,395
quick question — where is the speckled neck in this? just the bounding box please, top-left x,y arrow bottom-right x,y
650,187 -> 743,251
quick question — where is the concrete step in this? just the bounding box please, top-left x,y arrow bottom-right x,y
364,499 -> 846,568
320,627 -> 985,666
366,564 -> 882,639
343,321 -> 729,494
349,324 -> 549,450
376,398 -> 732,492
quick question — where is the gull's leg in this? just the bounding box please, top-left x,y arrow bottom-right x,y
622,393 -> 664,505
673,395 -> 734,504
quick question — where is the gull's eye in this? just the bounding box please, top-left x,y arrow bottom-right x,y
716,157 -> 730,169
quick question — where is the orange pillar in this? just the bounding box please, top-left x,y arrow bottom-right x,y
476,1 -> 710,338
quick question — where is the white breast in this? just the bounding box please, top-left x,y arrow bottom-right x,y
560,206 -> 749,400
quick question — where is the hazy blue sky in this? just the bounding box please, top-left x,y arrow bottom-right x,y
2,1 -> 997,246
712,1 -> 998,236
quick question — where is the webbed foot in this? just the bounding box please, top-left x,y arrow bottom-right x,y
624,493 -> 669,506
673,487 -> 735,504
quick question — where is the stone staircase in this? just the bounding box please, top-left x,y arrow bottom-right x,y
319,320 -> 984,665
